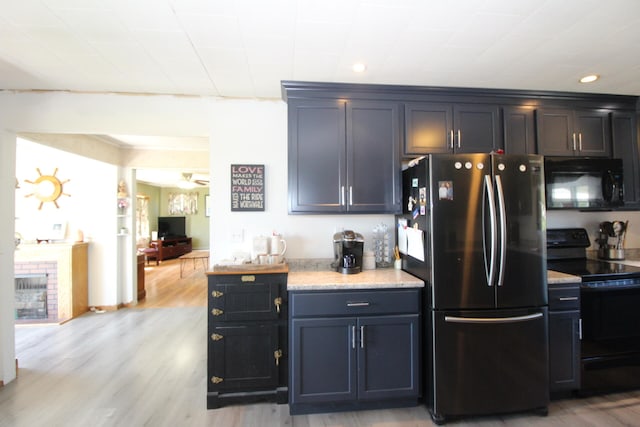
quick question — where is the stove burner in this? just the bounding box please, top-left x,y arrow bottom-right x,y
547,258 -> 640,282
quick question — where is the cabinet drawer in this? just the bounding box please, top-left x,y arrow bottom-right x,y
290,289 -> 420,317
548,286 -> 580,310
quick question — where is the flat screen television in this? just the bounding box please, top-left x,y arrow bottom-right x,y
157,216 -> 186,239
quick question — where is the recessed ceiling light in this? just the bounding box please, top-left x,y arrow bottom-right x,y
579,74 -> 599,83
352,63 -> 367,73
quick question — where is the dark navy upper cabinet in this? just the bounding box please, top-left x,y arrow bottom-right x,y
612,111 -> 640,205
404,102 -> 501,155
287,98 -> 401,214
282,80 -> 639,213
536,108 -> 611,157
502,106 -> 536,154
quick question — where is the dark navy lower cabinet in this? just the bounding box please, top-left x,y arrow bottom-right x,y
548,283 -> 581,397
207,271 -> 288,409
288,288 -> 421,415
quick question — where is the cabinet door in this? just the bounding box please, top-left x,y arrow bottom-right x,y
612,112 -> 639,205
347,101 -> 401,213
288,99 -> 346,213
453,104 -> 502,153
574,109 -> 611,157
503,106 -> 535,154
290,317 -> 357,404
535,108 -> 575,156
404,102 -> 453,154
549,310 -> 581,393
358,314 -> 420,401
209,280 -> 283,322
209,324 -> 280,391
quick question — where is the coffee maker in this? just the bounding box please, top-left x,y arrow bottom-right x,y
332,230 -> 364,274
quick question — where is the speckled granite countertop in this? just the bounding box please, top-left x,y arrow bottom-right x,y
287,268 -> 425,291
547,270 -> 581,284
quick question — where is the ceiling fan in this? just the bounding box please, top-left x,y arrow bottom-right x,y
178,172 -> 209,189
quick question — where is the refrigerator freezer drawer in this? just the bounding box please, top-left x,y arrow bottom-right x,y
429,308 -> 549,423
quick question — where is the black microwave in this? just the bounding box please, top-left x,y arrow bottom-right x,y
544,157 -> 624,210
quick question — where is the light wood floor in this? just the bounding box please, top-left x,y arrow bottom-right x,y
136,257 -> 208,308
3,261 -> 640,426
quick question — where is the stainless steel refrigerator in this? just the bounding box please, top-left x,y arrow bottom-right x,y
398,154 -> 549,424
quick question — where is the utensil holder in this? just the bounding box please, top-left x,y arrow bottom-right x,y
598,248 -> 625,260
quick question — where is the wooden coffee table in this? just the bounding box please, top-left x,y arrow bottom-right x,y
178,250 -> 209,278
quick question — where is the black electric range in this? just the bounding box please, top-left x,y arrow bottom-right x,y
548,228 -> 640,396
547,228 -> 640,287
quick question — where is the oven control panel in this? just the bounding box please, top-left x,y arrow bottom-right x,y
547,228 -> 590,248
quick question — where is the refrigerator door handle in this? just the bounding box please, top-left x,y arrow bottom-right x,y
444,312 -> 543,324
484,175 -> 497,287
495,175 -> 507,287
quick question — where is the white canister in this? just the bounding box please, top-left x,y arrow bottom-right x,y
270,235 -> 287,256
363,251 -> 376,270
253,236 -> 269,260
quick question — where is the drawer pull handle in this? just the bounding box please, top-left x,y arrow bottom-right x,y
558,297 -> 578,301
347,302 -> 370,307
241,275 -> 255,282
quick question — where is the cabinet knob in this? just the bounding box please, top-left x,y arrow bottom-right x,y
274,349 -> 283,366
211,308 -> 224,316
211,290 -> 224,298
211,376 -> 223,384
274,297 -> 282,314
211,333 -> 223,341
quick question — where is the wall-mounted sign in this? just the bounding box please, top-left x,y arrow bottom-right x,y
231,164 -> 264,211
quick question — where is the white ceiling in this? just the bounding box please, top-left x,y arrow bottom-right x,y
2,0 -> 640,99
5,0 -> 640,186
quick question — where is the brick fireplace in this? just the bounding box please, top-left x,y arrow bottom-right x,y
14,242 -> 89,324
